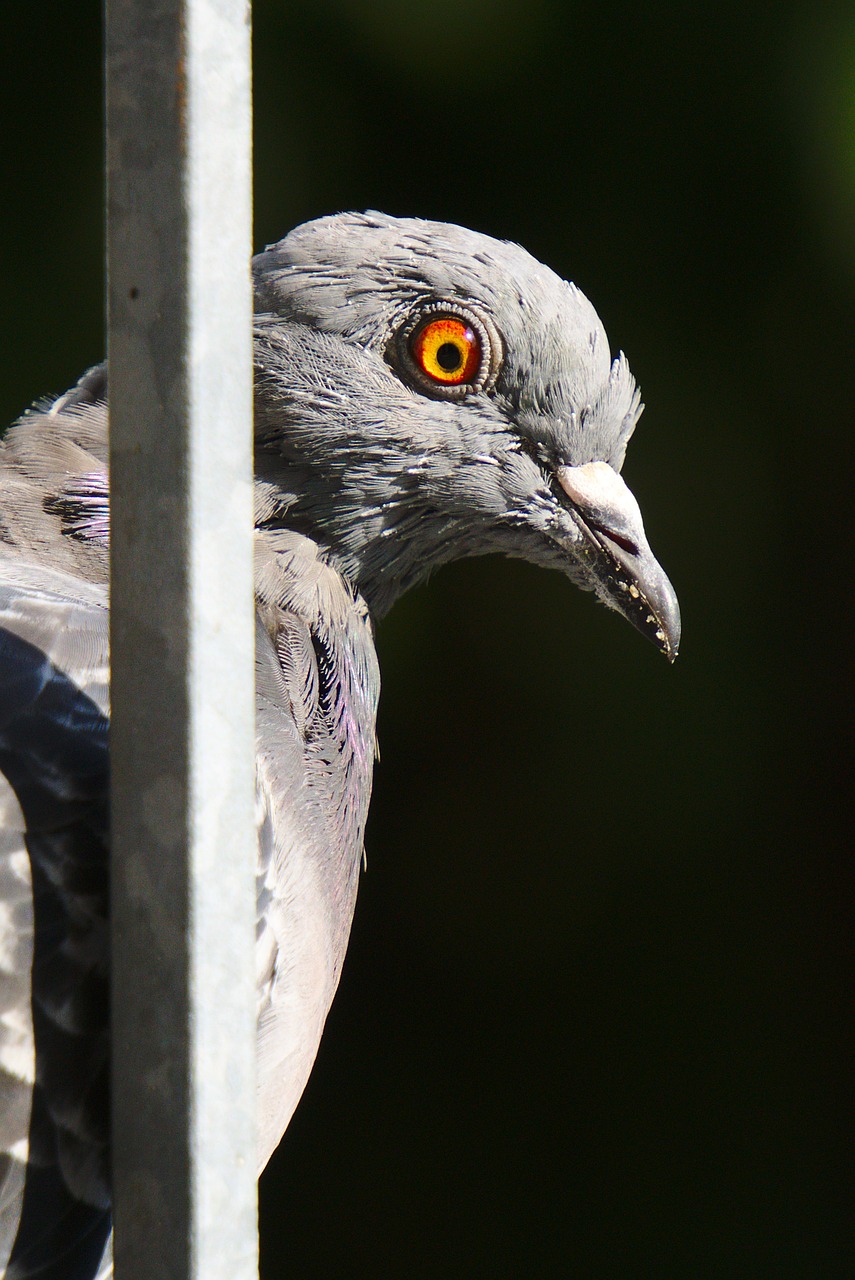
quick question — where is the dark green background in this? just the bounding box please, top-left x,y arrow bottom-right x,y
2,2 -> 852,1274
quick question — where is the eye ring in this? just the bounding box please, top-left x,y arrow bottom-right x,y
394,302 -> 502,399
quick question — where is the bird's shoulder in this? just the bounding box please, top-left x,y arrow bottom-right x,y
254,523 -> 380,752
252,523 -> 380,916
0,367 -> 110,588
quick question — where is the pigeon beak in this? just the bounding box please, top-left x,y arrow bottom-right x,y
554,461 -> 681,662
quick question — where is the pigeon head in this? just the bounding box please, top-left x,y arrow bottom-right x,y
252,211 -> 680,659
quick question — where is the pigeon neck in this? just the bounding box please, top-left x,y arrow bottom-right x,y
254,475 -> 470,621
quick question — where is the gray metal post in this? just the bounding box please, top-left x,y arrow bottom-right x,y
106,2 -> 256,1278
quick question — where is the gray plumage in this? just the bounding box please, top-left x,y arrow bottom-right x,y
0,211 -> 679,1277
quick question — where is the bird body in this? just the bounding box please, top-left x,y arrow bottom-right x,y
0,213 -> 678,1276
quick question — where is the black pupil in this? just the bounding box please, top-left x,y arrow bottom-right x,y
436,341 -> 463,372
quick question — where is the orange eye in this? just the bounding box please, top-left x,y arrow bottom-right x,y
411,316 -> 482,386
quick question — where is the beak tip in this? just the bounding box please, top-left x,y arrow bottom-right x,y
655,595 -> 681,664
634,579 -> 680,663
660,608 -> 681,665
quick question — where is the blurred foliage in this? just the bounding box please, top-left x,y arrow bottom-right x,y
1,1 -> 852,1274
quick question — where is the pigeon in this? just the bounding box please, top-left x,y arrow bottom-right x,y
0,211 -> 679,1278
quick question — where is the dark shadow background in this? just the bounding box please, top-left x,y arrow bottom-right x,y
2,1 -> 852,1274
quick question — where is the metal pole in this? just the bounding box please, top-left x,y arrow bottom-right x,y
106,3 -> 256,1278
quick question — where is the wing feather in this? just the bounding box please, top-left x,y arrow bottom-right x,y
0,563 -> 111,1279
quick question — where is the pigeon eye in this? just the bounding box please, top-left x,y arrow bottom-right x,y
411,317 -> 481,386
394,303 -> 501,399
